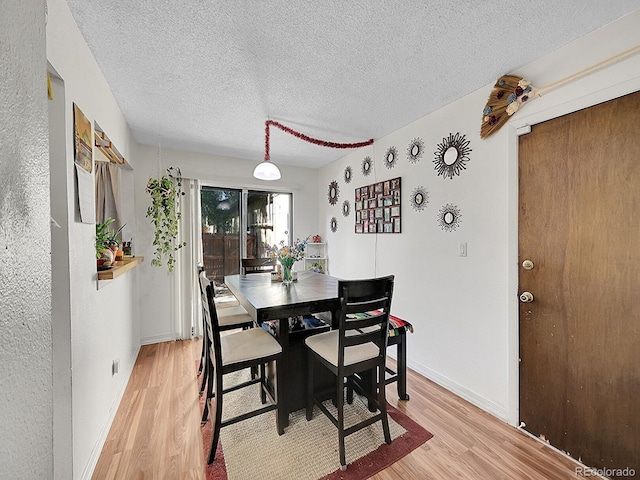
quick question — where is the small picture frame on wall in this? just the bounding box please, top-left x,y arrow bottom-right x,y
354,176 -> 401,234
73,103 -> 93,173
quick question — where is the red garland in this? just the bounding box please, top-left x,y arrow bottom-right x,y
264,119 -> 374,161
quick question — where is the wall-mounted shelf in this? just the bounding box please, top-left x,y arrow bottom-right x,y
98,256 -> 143,280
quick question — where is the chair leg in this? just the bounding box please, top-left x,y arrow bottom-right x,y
199,334 -> 209,396
378,364 -> 392,445
197,337 -> 205,375
199,360 -> 208,396
208,374 -> 224,464
274,357 -> 285,435
396,336 -> 410,400
198,313 -> 207,374
260,363 -> 267,404
201,357 -> 214,424
306,351 -> 314,420
346,375 -> 354,404
337,373 -> 347,470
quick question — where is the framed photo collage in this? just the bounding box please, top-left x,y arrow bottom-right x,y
354,177 -> 401,234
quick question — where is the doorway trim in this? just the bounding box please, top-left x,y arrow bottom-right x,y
506,72 -> 640,426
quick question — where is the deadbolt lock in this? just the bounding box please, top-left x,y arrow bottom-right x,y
522,259 -> 534,270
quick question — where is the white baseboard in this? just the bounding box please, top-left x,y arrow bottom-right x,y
80,344 -> 141,480
399,355 -> 509,422
140,333 -> 176,345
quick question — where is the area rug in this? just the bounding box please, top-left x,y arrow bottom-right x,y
199,370 -> 432,480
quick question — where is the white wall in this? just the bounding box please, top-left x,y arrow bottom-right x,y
133,145 -> 320,344
0,1 -> 52,478
46,0 -> 141,478
318,10 -> 640,424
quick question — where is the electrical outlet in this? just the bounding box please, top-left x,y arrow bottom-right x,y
459,242 -> 467,257
112,359 -> 120,375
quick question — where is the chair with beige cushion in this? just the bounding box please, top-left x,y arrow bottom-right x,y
197,265 -> 254,396
305,275 -> 395,471
199,271 -> 285,464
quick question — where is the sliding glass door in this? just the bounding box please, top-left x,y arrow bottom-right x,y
201,188 -> 241,284
245,190 -> 291,259
201,187 -> 291,284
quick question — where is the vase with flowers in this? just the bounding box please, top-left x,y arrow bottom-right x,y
266,238 -> 307,286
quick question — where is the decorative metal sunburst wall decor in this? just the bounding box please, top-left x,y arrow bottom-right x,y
437,203 -> 462,232
328,180 -> 339,205
433,132 -> 472,179
330,216 -> 338,232
344,166 -> 353,184
410,186 -> 429,212
362,156 -> 372,176
384,146 -> 398,169
407,138 -> 424,164
342,200 -> 350,217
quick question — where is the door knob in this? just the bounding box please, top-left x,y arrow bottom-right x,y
520,291 -> 534,303
522,260 -> 534,270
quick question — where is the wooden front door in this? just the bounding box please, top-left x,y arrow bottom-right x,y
518,90 -> 640,476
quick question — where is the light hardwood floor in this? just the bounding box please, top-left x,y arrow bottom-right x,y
92,338 -> 584,479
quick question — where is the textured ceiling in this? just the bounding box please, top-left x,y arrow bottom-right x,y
65,1 -> 638,169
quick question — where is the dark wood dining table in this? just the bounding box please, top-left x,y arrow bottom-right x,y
225,270 -> 342,426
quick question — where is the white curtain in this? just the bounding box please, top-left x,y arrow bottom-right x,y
172,178 -> 203,340
94,161 -> 121,226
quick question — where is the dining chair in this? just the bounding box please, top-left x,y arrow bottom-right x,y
197,265 -> 255,396
199,271 -> 284,464
241,257 -> 277,274
305,275 -> 395,471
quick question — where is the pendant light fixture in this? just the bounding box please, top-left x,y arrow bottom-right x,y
253,159 -> 281,181
253,121 -> 281,180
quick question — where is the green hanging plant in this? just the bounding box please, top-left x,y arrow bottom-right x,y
146,167 -> 186,272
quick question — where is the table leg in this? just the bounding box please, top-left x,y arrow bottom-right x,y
275,317 -> 290,428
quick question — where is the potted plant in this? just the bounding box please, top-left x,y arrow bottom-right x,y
107,222 -> 126,259
146,167 -> 186,272
96,218 -> 126,268
96,218 -> 115,268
